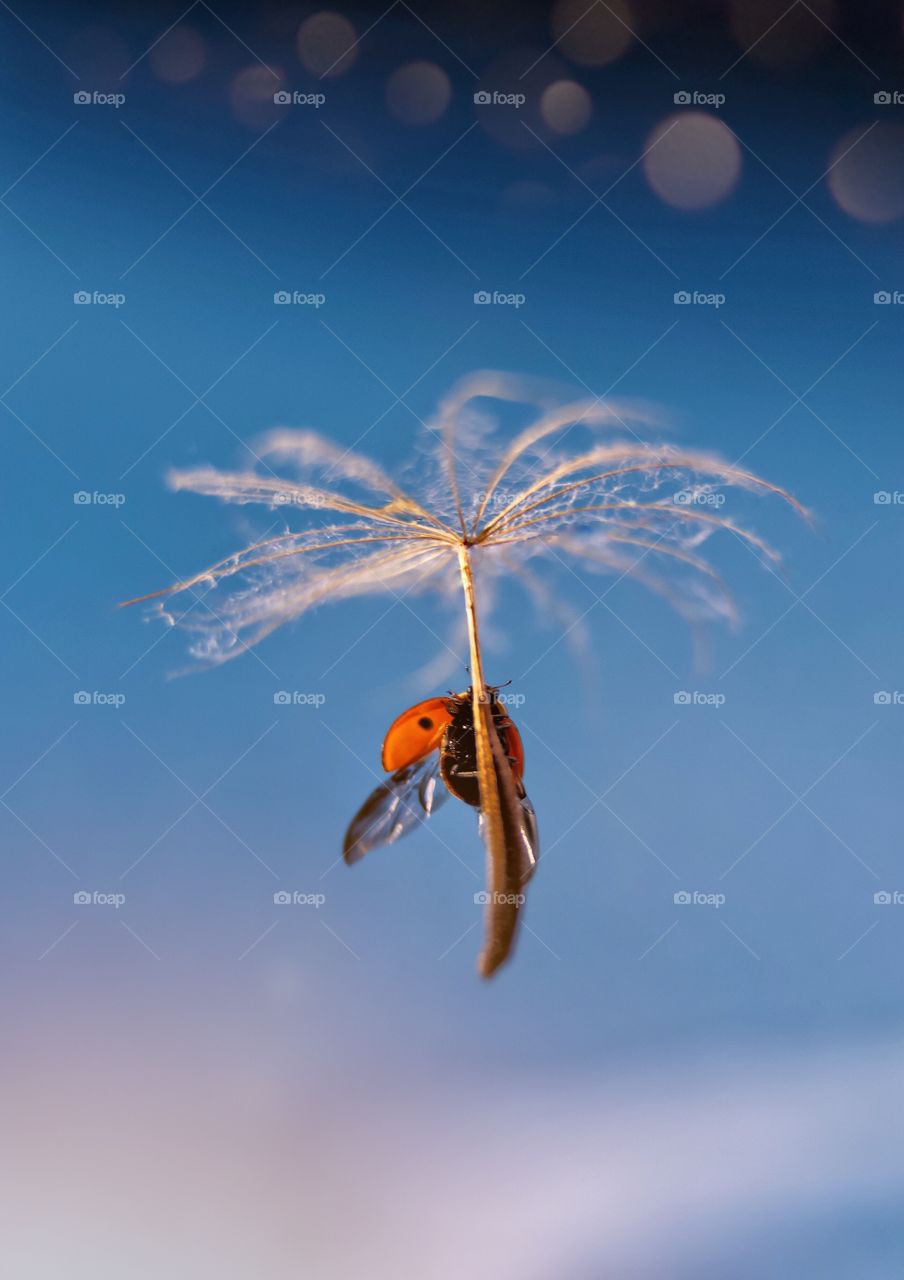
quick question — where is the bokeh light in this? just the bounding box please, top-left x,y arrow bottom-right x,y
386,61 -> 451,126
229,65 -> 286,130
475,50 -> 570,152
551,0 -> 634,66
296,11 -> 357,79
540,79 -> 592,135
827,123 -> 904,224
643,111 -> 742,211
149,25 -> 206,85
728,0 -> 837,68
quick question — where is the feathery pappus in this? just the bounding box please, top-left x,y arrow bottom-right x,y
125,371 -> 806,976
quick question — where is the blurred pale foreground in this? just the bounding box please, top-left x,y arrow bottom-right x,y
3,1019 -> 902,1279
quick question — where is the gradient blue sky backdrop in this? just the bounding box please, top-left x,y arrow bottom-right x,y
3,2 -> 904,1275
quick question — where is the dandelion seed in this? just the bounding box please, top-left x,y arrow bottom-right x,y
125,372 -> 806,977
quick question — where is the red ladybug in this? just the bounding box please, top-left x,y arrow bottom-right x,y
343,687 -> 537,871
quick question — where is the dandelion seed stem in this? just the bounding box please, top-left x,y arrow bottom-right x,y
457,544 -> 485,696
457,543 -> 523,978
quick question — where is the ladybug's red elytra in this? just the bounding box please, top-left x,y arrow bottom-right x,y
344,686 -> 536,868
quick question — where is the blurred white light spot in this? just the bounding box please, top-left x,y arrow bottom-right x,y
297,11 -> 357,79
150,25 -> 206,84
541,79 -> 592,134
644,112 -> 741,211
475,49 -> 567,153
230,65 -> 286,130
828,123 -> 904,223
551,0 -> 634,66
386,61 -> 451,126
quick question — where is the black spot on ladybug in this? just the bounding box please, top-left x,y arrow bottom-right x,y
418,716 -> 433,729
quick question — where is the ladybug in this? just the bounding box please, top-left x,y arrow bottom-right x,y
343,687 -> 537,871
